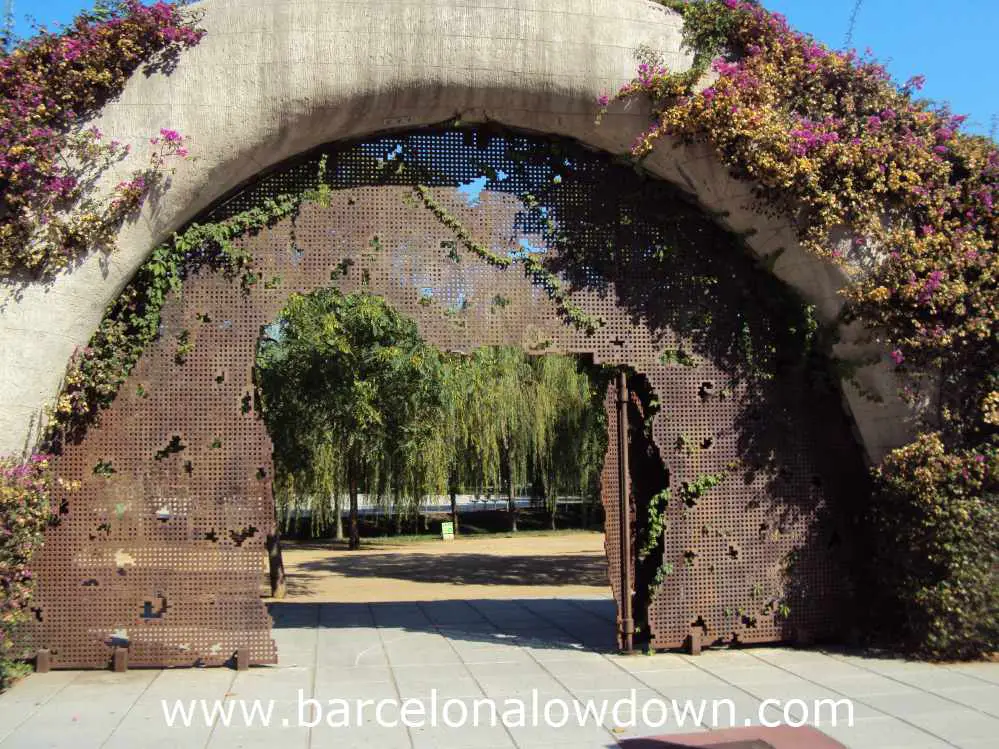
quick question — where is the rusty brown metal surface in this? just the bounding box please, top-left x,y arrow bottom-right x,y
599,381 -> 626,650
622,724 -> 848,748
28,128 -> 864,667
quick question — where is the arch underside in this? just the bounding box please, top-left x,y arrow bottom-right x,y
29,129 -> 866,667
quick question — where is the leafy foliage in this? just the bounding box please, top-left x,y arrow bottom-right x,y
864,435 -> 998,659
451,346 -> 605,511
609,0 -> 997,446
0,1 -> 204,277
0,455 -> 53,674
257,289 -> 449,534
47,192 -> 301,445
256,289 -> 607,536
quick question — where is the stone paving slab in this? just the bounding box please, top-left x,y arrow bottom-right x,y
1,598 -> 997,749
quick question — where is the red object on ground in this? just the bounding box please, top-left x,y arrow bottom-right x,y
620,725 -> 847,749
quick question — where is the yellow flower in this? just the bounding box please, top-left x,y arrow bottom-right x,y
983,392 -> 999,426
869,286 -> 891,303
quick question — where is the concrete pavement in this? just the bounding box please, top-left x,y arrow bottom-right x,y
1,598 -> 997,749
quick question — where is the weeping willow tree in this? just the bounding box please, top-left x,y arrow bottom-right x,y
449,348 -> 604,531
257,289 -> 449,551
528,355 -> 606,529
257,287 -> 608,560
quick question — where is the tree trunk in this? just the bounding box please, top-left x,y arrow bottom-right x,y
348,464 -> 360,550
540,475 -> 556,531
505,455 -> 517,533
265,531 -> 287,598
334,493 -> 344,541
449,484 -> 459,534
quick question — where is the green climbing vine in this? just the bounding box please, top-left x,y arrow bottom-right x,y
47,143 -> 612,444
48,191 -> 302,443
412,185 -> 511,269
678,471 -> 727,508
412,184 -> 605,334
639,488 -> 671,563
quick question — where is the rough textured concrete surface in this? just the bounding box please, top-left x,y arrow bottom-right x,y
0,0 -> 914,459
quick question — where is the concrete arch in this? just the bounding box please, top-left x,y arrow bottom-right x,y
0,0 -> 912,459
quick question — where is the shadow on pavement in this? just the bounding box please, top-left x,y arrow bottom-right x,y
293,551 -> 609,588
268,598 -> 619,654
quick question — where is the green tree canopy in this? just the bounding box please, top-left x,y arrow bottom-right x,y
256,288 -> 608,545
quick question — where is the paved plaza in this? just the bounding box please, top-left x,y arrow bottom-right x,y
1,597 -> 997,749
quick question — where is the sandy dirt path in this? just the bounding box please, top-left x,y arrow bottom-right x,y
269,530 -> 612,602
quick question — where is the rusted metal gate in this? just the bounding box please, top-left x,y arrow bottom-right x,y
28,128 -> 864,667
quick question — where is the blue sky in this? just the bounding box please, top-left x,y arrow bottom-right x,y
766,0 -> 997,136
11,0 -> 998,136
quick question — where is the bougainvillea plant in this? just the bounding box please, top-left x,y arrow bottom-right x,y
603,0 -> 997,658
605,0 -> 996,445
0,455 -> 54,680
0,0 -> 203,278
0,2 -> 202,681
868,435 -> 998,659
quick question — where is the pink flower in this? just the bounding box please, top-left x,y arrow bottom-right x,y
917,270 -> 944,304
890,350 -> 905,366
61,38 -> 82,61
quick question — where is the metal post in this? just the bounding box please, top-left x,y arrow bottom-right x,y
112,646 -> 128,673
688,629 -> 702,656
617,370 -> 634,652
35,649 -> 51,673
235,647 -> 250,671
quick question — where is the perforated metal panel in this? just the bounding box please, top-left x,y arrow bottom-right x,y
28,128 -> 864,666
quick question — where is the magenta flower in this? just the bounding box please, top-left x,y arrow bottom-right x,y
917,270 -> 944,304
890,350 -> 905,366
